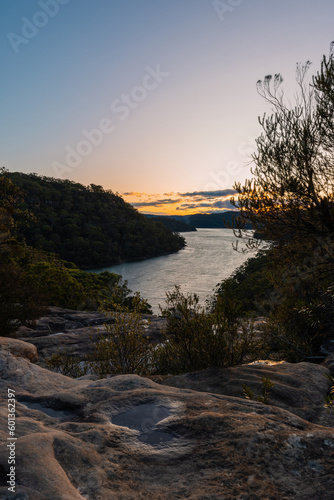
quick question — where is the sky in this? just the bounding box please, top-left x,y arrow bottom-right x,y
1,0 -> 334,215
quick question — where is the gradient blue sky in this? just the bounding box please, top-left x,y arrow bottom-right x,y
1,0 -> 334,214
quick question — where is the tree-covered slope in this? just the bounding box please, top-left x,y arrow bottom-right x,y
9,173 -> 185,268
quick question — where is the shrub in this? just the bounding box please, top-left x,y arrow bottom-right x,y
87,301 -> 153,377
214,251 -> 273,316
0,259 -> 47,336
154,286 -> 263,374
46,352 -> 88,378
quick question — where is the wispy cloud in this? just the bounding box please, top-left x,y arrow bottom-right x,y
122,191 -> 146,197
211,199 -> 235,208
132,198 -> 182,208
179,189 -> 236,198
176,203 -> 212,210
175,199 -> 235,211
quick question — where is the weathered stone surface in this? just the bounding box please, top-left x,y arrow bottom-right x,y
23,325 -> 109,366
162,362 -> 333,427
0,339 -> 334,499
17,307 -> 112,338
0,337 -> 38,363
17,307 -> 167,367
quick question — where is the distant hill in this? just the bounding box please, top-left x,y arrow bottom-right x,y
155,211 -> 252,229
146,215 -> 196,232
9,173 -> 185,269
187,211 -> 252,229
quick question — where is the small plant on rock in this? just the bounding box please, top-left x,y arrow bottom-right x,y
242,377 -> 275,405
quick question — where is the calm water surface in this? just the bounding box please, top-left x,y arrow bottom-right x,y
95,229 -> 252,314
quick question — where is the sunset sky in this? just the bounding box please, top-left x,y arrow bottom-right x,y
1,0 -> 334,214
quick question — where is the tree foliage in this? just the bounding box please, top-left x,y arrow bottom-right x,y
215,240 -> 334,361
154,286 -> 262,374
8,172 -> 185,268
214,251 -> 272,315
24,258 -> 152,312
88,305 -> 153,377
232,52 -> 334,248
0,166 -> 32,244
0,170 -> 47,335
0,169 -> 152,336
227,48 -> 334,360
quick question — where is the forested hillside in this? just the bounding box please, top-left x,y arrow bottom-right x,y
9,173 -> 185,268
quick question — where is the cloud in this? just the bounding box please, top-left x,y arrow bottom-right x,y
179,189 -> 236,198
132,198 -> 182,207
211,199 -> 235,208
122,191 -> 146,197
175,199 -> 236,211
177,203 -> 213,209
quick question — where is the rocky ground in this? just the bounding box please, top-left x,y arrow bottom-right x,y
0,326 -> 334,499
17,307 -> 167,368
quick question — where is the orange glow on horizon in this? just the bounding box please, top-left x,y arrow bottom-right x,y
122,191 -> 236,216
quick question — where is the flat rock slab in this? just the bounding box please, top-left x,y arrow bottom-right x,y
0,339 -> 334,499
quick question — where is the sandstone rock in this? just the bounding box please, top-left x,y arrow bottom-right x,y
0,337 -> 38,363
18,306 -> 111,338
0,347 -> 85,395
162,362 -> 333,427
24,325 -> 108,366
18,307 -> 167,367
0,341 -> 334,499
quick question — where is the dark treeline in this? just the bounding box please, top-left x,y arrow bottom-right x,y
167,212 -> 253,229
146,215 -> 196,232
187,212 -> 252,229
8,172 -> 185,268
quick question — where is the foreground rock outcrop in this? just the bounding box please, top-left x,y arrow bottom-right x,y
0,337 -> 334,499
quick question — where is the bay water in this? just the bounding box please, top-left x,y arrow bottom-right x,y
93,229 -> 252,314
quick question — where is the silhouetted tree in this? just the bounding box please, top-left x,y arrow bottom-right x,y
229,47 -> 334,358
232,47 -> 334,249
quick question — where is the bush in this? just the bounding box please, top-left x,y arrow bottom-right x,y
24,260 -> 152,313
0,259 -> 47,336
46,352 -> 88,378
214,240 -> 334,362
154,286 -> 263,374
260,240 -> 334,360
87,302 -> 153,377
214,251 -> 273,316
